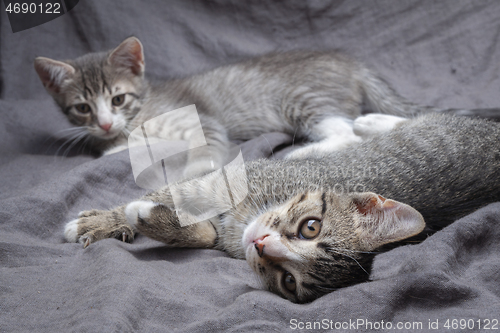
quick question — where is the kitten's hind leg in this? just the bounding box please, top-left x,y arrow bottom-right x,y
286,117 -> 362,159
124,200 -> 218,248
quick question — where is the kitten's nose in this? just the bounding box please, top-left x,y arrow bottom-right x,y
254,241 -> 265,257
99,123 -> 113,132
252,234 -> 290,261
253,235 -> 268,258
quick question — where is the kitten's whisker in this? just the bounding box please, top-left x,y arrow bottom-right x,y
315,285 -> 338,292
329,249 -> 370,276
45,127 -> 88,156
61,134 -> 84,157
45,138 -> 64,156
78,135 -> 92,155
262,135 -> 275,159
329,246 -> 377,255
54,126 -> 87,135
121,128 -> 132,140
62,131 -> 88,157
54,131 -> 85,157
84,136 -> 94,155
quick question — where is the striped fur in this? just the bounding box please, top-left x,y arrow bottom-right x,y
34,37 -> 479,171
65,114 -> 500,302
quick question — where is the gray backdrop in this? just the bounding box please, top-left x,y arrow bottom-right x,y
1,1 -> 500,332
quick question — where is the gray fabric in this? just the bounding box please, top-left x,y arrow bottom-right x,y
1,0 -> 500,332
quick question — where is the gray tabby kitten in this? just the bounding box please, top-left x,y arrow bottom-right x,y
33,37 -> 492,174
65,113 -> 500,303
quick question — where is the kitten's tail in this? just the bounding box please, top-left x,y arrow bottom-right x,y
359,68 -> 500,121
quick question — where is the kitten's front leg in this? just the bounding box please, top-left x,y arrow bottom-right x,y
124,200 -> 218,248
65,188 -> 218,249
63,188 -> 173,247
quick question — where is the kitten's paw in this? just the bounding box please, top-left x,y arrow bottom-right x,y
64,218 -> 82,243
64,209 -> 134,248
353,114 -> 407,138
125,201 -> 159,228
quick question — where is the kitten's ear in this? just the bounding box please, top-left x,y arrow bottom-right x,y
108,37 -> 145,76
34,57 -> 75,95
351,192 -> 425,250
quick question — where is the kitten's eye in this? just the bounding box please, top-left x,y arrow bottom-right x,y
299,218 -> 321,239
283,272 -> 296,293
74,103 -> 91,114
111,94 -> 126,106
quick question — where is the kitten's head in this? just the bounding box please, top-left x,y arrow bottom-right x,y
242,191 -> 425,303
34,37 -> 147,141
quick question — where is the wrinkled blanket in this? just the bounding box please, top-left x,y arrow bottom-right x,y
1,1 -> 500,332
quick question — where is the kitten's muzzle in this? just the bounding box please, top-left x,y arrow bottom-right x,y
253,235 -> 289,262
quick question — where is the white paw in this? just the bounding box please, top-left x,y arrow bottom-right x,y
124,201 -> 158,228
285,136 -> 362,159
353,114 -> 407,138
64,219 -> 80,243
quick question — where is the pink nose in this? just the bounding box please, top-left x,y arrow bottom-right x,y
99,123 -> 112,132
253,235 -> 269,257
254,242 -> 265,257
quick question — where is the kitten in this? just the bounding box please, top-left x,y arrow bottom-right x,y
33,37 -> 494,174
65,113 -> 500,303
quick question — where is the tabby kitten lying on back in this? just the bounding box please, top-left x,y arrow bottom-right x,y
34,37 -> 488,174
65,114 -> 500,303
